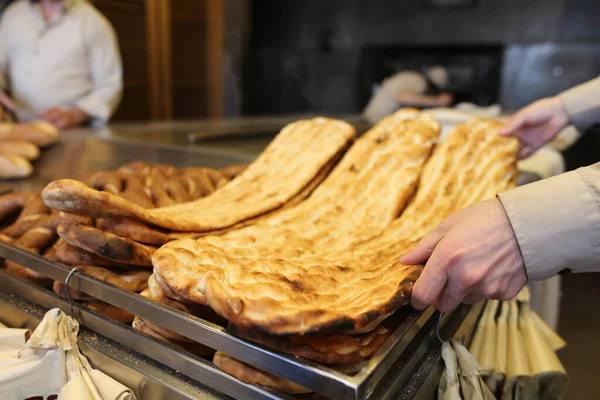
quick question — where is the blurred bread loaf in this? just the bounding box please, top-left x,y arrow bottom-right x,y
0,153 -> 33,179
0,121 -> 59,148
0,140 -> 40,160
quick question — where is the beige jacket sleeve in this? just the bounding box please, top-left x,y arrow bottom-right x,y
498,163 -> 600,280
559,76 -> 600,130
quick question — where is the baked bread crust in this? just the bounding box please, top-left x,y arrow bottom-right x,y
1,194 -> 51,240
230,323 -> 391,365
42,118 -> 356,231
0,192 -> 36,221
154,119 -> 518,335
81,301 -> 135,323
0,121 -> 59,148
53,239 -> 136,269
213,351 -> 312,394
0,153 -> 33,179
154,110 -> 440,308
0,140 -> 40,160
57,223 -> 157,266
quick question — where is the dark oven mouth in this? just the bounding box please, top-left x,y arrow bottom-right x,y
359,44 -> 505,110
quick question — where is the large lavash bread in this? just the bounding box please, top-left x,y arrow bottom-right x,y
188,109 -> 441,260
153,108 -> 441,305
42,118 -> 355,231
153,119 -> 519,335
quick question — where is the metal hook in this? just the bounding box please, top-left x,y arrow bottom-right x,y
64,267 -> 82,319
435,312 -> 445,343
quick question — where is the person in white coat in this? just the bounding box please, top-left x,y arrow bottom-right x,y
0,0 -> 122,128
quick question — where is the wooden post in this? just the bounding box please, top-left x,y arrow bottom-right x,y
206,0 -> 224,118
146,0 -> 172,120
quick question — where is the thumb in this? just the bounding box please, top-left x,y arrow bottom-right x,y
410,238 -> 450,310
400,223 -> 447,265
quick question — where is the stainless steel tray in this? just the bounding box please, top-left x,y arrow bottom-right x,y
0,132 -> 499,399
0,243 -> 446,400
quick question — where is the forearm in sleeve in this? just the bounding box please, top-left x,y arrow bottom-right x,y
75,75 -> 122,122
559,77 -> 600,130
498,162 -> 600,280
76,19 -> 123,123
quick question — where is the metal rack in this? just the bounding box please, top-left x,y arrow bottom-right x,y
0,242 -> 448,400
0,129 -> 498,399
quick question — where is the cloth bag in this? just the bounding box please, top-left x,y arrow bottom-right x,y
438,338 -> 497,400
0,309 -> 136,400
464,287 -> 568,400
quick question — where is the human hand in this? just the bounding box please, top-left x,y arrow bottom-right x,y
0,91 -> 15,112
436,92 -> 454,106
400,198 -> 527,313
39,107 -> 89,129
499,97 -> 569,159
395,92 -> 454,108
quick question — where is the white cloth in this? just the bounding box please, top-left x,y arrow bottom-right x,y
0,309 -> 136,400
0,0 -> 122,124
0,329 -> 30,351
59,369 -> 135,400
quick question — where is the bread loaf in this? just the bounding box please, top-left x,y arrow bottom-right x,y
0,121 -> 59,148
0,140 -> 40,160
0,152 -> 33,179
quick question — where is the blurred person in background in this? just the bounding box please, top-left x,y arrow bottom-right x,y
362,65 -> 454,124
0,0 -> 122,129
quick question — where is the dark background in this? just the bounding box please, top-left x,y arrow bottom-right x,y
246,0 -> 600,115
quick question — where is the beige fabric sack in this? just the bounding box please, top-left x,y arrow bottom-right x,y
0,309 -> 136,400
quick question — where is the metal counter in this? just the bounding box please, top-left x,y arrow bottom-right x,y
0,122 -> 491,400
1,131 -> 256,193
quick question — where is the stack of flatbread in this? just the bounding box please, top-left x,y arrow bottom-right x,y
0,162 -> 247,322
133,109 -> 441,366
37,117 -> 355,326
0,121 -> 59,179
149,117 -> 518,394
34,111 -> 519,395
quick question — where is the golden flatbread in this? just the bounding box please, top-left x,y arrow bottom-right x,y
154,109 -> 441,307
154,119 -> 518,335
42,118 -> 355,231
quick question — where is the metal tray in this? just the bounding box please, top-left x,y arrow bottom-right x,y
0,288 -> 230,400
0,132 -> 499,399
0,243 -> 447,400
